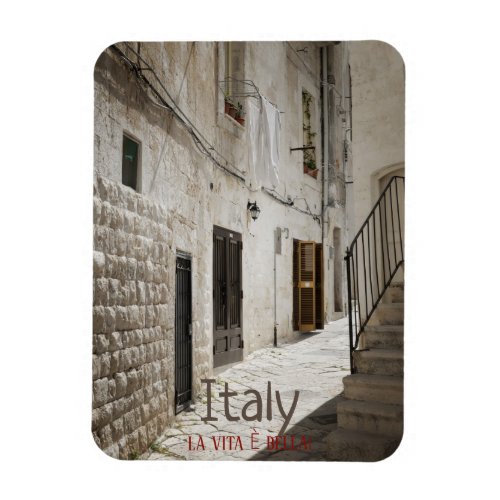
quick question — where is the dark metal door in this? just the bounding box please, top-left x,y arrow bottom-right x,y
175,253 -> 192,414
213,226 -> 243,368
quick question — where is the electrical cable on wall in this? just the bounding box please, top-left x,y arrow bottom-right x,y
111,43 -> 246,183
110,42 -> 321,223
122,42 -> 246,177
263,188 -> 321,223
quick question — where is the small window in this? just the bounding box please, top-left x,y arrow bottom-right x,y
224,42 -> 245,98
302,90 -> 317,178
222,42 -> 245,124
122,134 -> 140,191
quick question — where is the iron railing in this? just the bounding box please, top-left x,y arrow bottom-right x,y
345,176 -> 405,373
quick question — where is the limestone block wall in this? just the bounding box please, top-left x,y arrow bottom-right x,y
92,175 -> 174,459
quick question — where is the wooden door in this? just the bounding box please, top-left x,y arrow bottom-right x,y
293,240 -> 324,332
213,226 -> 243,368
315,242 -> 324,329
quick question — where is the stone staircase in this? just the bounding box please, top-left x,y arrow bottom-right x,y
326,279 -> 404,461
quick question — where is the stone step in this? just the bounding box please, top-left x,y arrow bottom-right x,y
326,428 -> 402,462
384,282 -> 404,304
343,373 -> 403,405
337,399 -> 403,437
363,325 -> 404,349
369,303 -> 404,325
353,349 -> 403,376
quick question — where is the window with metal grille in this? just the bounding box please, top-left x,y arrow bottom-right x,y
302,90 -> 317,177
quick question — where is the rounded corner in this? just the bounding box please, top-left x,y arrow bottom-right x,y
93,40 -> 126,74
374,430 -> 405,463
368,39 -> 406,71
90,429 -> 125,462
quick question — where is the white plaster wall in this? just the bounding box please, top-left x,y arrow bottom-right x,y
347,40 -> 405,236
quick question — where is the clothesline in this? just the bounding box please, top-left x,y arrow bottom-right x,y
219,77 -> 284,114
252,94 -> 285,114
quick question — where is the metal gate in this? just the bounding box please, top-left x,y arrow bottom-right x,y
175,253 -> 192,414
213,226 -> 243,368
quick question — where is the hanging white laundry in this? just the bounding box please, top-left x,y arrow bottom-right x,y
261,98 -> 280,189
247,96 -> 281,190
246,98 -> 263,190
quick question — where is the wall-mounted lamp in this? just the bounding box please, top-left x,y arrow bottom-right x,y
247,201 -> 261,221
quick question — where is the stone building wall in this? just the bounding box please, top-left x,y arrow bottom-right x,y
92,175 -> 175,459
93,41 -> 349,458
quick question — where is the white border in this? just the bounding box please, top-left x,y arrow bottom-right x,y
3,1 -> 500,498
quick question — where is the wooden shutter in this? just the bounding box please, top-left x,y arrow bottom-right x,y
298,241 -> 316,332
292,240 -> 299,331
315,243 -> 324,329
293,240 -> 324,332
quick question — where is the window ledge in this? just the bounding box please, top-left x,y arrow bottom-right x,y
217,111 -> 246,139
303,165 -> 319,179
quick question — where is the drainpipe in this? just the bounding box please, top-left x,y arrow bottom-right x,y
273,246 -> 277,347
321,45 -> 329,321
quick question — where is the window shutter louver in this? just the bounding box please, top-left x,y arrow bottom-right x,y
315,243 -> 324,329
292,240 -> 299,331
293,240 -> 324,332
298,241 -> 316,332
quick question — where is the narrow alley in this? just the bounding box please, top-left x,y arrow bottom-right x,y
142,318 -> 350,460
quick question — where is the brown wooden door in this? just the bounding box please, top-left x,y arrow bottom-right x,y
299,241 -> 316,331
315,242 -> 324,329
293,239 -> 323,332
213,226 -> 243,368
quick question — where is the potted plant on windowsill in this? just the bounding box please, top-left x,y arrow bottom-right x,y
303,157 -> 318,179
224,96 -> 238,119
235,102 -> 245,126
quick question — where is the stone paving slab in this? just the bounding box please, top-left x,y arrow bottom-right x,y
141,317 -> 350,461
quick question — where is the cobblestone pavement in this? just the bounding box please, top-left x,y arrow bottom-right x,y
141,317 -> 350,461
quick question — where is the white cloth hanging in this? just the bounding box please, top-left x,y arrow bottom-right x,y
247,98 -> 262,190
247,96 -> 281,190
